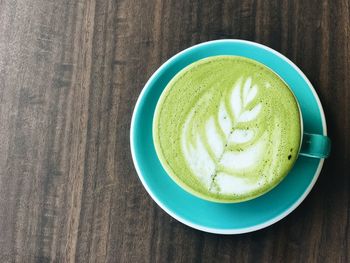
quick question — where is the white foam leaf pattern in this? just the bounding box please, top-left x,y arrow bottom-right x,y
181,77 -> 265,195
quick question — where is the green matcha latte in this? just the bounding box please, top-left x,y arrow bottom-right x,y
153,56 -> 301,202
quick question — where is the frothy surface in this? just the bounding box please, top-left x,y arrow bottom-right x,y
153,56 -> 301,202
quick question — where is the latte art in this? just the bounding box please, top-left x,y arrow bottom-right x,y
182,77 -> 268,195
153,56 -> 301,202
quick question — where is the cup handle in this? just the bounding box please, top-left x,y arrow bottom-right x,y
299,133 -> 331,158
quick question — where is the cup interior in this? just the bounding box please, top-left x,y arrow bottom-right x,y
153,55 -> 305,203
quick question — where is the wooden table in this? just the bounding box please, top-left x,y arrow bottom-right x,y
0,0 -> 348,262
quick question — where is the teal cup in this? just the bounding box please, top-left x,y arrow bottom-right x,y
152,57 -> 331,203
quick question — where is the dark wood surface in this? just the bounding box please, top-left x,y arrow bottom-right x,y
0,0 -> 349,262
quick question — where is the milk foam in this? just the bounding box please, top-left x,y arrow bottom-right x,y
181,77 -> 266,195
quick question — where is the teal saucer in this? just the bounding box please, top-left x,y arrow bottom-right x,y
130,40 -> 327,234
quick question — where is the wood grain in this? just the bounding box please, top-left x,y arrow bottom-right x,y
0,0 -> 349,262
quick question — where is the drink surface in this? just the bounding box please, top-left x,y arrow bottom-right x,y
153,56 -> 301,202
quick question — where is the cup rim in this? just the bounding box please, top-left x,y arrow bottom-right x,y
130,39 -> 327,234
152,55 -> 305,203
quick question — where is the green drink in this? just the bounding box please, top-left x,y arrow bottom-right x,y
153,56 -> 301,202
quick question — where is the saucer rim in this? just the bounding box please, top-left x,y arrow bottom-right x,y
130,39 -> 327,234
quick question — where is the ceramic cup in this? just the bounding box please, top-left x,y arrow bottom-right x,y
152,58 -> 331,202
